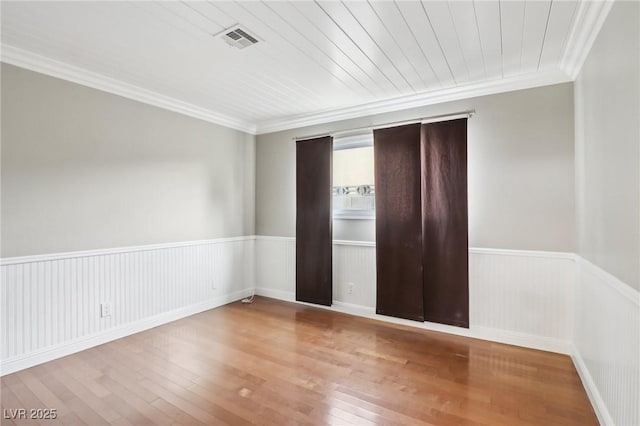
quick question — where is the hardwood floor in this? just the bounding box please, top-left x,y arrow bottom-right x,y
1,296 -> 597,425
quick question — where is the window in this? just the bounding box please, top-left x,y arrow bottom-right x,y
333,133 -> 375,219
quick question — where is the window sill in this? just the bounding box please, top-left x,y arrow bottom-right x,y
333,214 -> 375,220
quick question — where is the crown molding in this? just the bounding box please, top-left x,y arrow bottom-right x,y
254,70 -> 572,135
1,44 -> 257,134
3,42 -> 581,138
560,0 -> 614,79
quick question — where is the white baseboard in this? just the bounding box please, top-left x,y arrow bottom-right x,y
253,287 -> 570,354
0,288 -> 253,376
253,287 -> 295,303
255,237 -> 575,355
571,344 -> 615,426
471,326 -> 570,354
0,281 -> 577,377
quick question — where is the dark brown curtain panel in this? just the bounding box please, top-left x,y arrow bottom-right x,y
374,124 -> 425,321
296,136 -> 333,306
421,118 -> 469,327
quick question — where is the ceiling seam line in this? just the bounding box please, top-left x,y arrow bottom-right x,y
537,0 -> 554,71
261,1 -> 377,98
499,0 -> 504,78
519,1 -> 527,73
420,1 -> 457,86
313,0 -> 403,94
394,0 -> 442,87
235,0 -> 369,99
289,2 -> 390,95
180,1 -> 226,29
557,1 -> 580,72
342,0 -> 416,93
447,2 -> 472,82
471,0 -> 488,79
368,0 -> 431,88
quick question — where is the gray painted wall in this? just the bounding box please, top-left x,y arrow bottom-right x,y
256,84 -> 576,252
575,0 -> 640,290
1,64 -> 255,257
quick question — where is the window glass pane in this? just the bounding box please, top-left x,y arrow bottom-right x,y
333,145 -> 375,216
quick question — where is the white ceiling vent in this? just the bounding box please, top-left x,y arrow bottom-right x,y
218,25 -> 260,50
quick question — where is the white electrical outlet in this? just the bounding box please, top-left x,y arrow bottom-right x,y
347,283 -> 354,295
100,302 -> 112,318
211,280 -> 216,290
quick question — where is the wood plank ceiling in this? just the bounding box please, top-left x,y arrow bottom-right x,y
1,1 -> 584,133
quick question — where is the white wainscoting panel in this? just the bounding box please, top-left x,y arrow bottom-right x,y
332,241 -> 376,309
572,257 -> 640,426
255,236 -> 295,299
0,237 -> 255,376
470,248 -> 575,353
255,236 -> 574,354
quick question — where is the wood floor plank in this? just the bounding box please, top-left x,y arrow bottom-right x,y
94,375 -> 167,425
15,369 -> 69,419
57,412 -> 87,426
1,296 -> 597,425
1,385 -> 40,426
148,397 -> 206,426
47,368 -> 120,424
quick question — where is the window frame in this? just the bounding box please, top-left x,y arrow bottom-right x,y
332,132 -> 376,220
